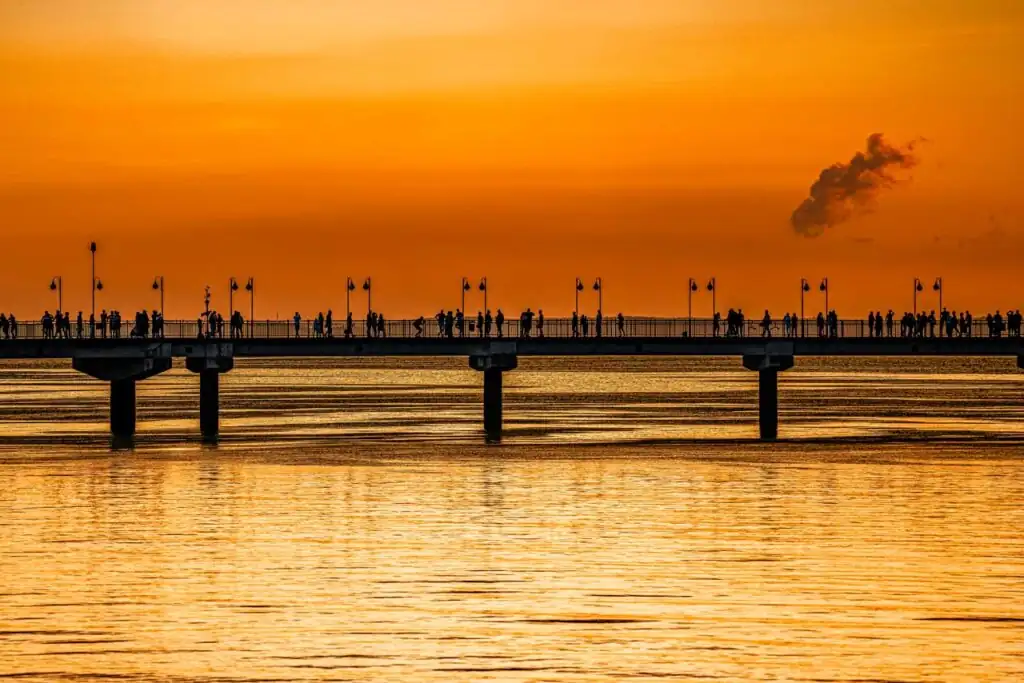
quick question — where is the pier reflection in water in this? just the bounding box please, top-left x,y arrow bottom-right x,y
0,357 -> 1022,682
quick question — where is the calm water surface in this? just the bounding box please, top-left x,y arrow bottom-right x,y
0,357 -> 1022,681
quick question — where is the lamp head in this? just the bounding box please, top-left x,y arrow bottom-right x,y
362,279 -> 370,291
802,282 -> 810,292
152,279 -> 160,290
690,281 -> 698,292
231,279 -> 239,291
463,281 -> 471,292
706,280 -> 714,292
478,279 -> 486,291
49,279 -> 57,291
89,242 -> 96,253
576,279 -> 584,291
593,280 -> 601,291
916,282 -> 923,292
819,280 -> 826,292
95,279 -> 103,291
245,278 -> 253,292
933,279 -> 941,290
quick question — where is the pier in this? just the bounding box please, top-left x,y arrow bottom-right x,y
1,317 -> 1022,442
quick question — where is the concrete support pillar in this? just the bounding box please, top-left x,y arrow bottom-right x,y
470,347 -> 517,441
73,355 -> 171,440
483,368 -> 503,438
758,369 -> 779,441
743,349 -> 794,442
110,378 -> 136,438
186,353 -> 234,443
200,370 -> 219,440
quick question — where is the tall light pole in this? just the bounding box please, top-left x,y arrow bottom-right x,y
575,277 -> 584,318
820,278 -> 829,317
89,242 -> 97,319
800,278 -> 811,338
461,277 -> 470,314
933,277 -> 943,314
346,277 -> 355,321
688,278 -> 698,337
363,277 -> 372,315
245,277 -> 254,337
706,278 -> 716,319
479,277 -> 488,316
49,276 -> 62,312
229,277 -> 239,317
593,277 -> 602,314
152,276 -> 164,317
913,277 -> 923,316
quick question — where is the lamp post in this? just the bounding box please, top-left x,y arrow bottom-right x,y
933,277 -> 943,314
346,277 -> 355,321
801,278 -> 811,338
688,278 -> 698,337
89,242 -> 97,319
49,276 -> 62,312
706,278 -> 716,320
819,278 -> 829,317
593,277 -> 602,314
152,276 -> 164,317
363,277 -> 372,315
575,277 -> 584,318
913,278 -> 923,316
245,278 -> 254,338
229,277 -> 239,318
479,277 -> 488,317
461,277 -> 470,314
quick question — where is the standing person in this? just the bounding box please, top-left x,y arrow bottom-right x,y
761,310 -> 773,338
712,311 -> 721,338
326,310 -> 333,338
9,314 -> 16,339
0,313 -> 7,340
76,312 -> 83,339
617,312 -> 625,337
537,310 -> 545,338
100,310 -> 108,339
868,311 -> 875,338
456,309 -> 464,338
495,309 -> 505,338
595,310 -> 603,338
377,312 -> 386,338
477,311 -> 484,338
571,311 -> 579,338
436,310 -> 445,337
581,314 -> 589,338
346,311 -> 353,338
293,312 -> 301,338
484,309 -> 493,338
89,313 -> 95,339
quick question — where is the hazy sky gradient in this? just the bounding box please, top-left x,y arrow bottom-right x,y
2,1 -> 1023,317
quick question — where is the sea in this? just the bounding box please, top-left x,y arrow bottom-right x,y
0,356 -> 1021,682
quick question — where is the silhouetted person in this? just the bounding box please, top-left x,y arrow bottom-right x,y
712,311 -> 721,338
9,314 -> 16,339
761,310 -> 772,338
617,312 -> 625,337
377,313 -> 386,338
595,310 -> 603,338
0,313 -> 7,340
100,310 -> 108,339
293,312 -> 301,338
537,309 -> 545,338
456,309 -> 465,338
581,314 -> 589,338
477,311 -> 484,338
345,311 -> 353,338
484,309 -> 493,338
495,309 -> 505,338
326,310 -> 333,338
571,311 -> 579,338
868,311 -> 875,338
436,310 -> 445,337
414,316 -> 424,338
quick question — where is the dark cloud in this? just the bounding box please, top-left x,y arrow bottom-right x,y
791,134 -> 918,237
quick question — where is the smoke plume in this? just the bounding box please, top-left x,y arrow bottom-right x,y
791,134 -> 918,237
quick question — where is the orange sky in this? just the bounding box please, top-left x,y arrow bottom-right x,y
2,1 -> 1023,318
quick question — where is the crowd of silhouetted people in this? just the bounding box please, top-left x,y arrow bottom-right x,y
10,307 -> 1024,341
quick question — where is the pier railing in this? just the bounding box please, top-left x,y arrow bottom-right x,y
5,317 -> 1005,341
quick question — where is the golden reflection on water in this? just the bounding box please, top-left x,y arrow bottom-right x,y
0,357 -> 1022,680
